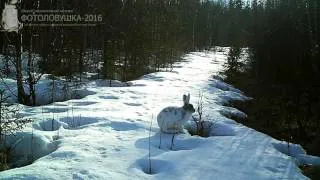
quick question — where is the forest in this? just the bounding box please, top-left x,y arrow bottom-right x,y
0,0 -> 319,156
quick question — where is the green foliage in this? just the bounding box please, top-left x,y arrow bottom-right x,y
224,47 -> 244,82
0,90 -> 32,171
0,147 -> 10,171
0,91 -> 32,139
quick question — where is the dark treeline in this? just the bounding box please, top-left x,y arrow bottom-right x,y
1,0 -> 250,81
251,0 -> 320,155
224,0 -> 320,156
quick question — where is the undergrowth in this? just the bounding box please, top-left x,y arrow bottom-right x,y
188,92 -> 213,137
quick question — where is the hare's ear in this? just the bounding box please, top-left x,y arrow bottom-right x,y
187,93 -> 190,103
183,94 -> 190,104
183,94 -> 187,104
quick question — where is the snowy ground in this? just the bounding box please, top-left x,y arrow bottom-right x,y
1,48 -> 319,179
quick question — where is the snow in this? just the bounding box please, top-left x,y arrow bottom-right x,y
1,131 -> 58,168
1,48 -> 319,179
0,51 -> 129,106
0,75 -> 130,106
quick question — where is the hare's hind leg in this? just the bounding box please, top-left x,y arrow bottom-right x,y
181,128 -> 190,135
176,125 -> 187,134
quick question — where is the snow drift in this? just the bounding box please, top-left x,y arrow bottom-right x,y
0,48 -> 319,179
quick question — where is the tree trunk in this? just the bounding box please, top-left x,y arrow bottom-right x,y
296,92 -> 307,141
0,91 -> 3,139
15,33 -> 29,105
79,27 -> 87,82
27,33 -> 36,106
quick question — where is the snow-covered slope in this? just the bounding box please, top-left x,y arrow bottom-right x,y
0,48 -> 318,179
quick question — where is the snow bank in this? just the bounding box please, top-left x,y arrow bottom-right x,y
0,76 -> 132,105
273,141 -> 320,166
89,79 -> 132,87
209,78 -> 242,93
33,119 -> 69,131
1,131 -> 58,168
297,154 -> 320,166
0,47 -> 314,179
218,106 -> 248,120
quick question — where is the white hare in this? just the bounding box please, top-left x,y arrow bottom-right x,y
157,94 -> 195,133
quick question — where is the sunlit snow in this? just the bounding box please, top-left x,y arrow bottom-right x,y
0,48 -> 318,179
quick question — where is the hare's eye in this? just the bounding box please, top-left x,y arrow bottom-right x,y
187,104 -> 195,111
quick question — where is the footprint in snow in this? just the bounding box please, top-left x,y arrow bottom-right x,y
133,158 -> 174,175
99,95 -> 119,100
126,119 -> 135,123
41,107 -> 69,113
101,154 -> 108,158
71,101 -> 97,106
110,121 -> 143,131
33,119 -> 68,131
130,96 -> 140,99
59,116 -> 100,129
99,149 -> 108,158
97,147 -> 107,151
53,103 -> 68,107
135,133 -> 204,152
124,102 -> 142,106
